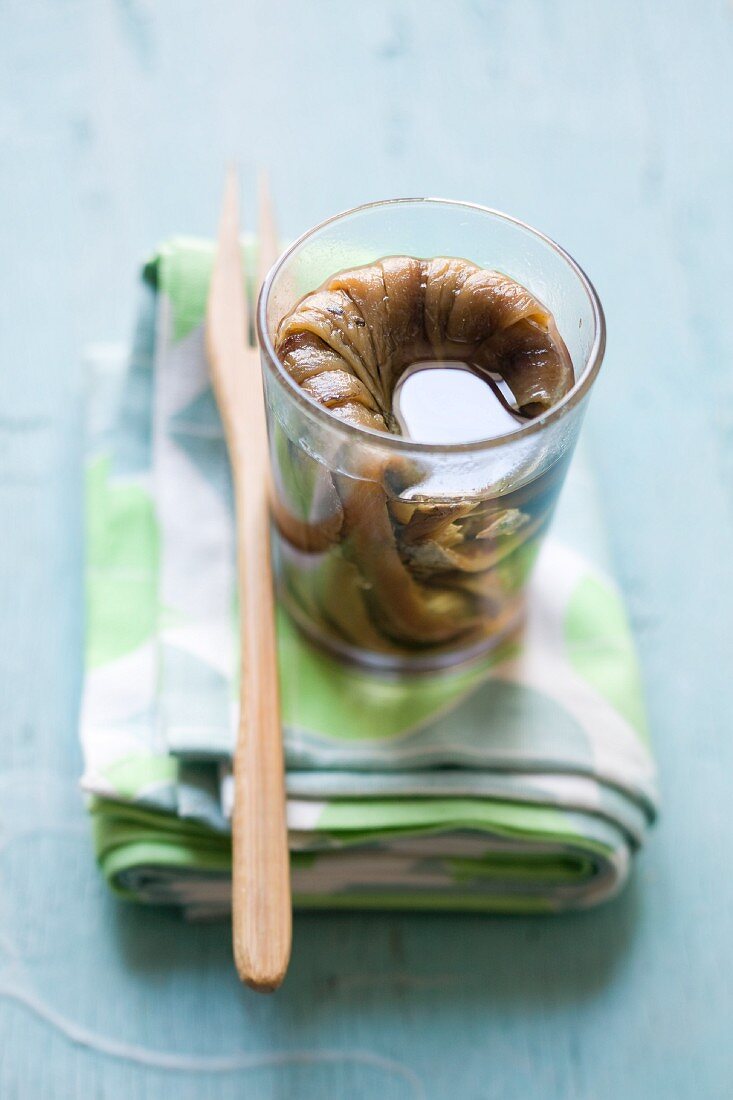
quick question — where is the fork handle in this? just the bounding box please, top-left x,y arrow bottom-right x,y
230,419 -> 292,993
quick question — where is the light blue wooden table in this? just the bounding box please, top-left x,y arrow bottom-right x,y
1,2 -> 732,1096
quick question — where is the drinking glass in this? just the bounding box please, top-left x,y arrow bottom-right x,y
257,198 -> 605,671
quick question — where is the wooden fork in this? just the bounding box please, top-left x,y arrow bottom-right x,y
206,168 -> 291,992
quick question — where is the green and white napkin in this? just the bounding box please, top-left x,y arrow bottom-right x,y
81,239 -> 657,919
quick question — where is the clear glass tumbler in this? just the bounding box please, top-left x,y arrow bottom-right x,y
257,198 -> 605,672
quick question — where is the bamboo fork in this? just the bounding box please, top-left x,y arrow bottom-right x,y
206,168 -> 291,992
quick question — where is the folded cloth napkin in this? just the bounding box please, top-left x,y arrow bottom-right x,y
80,239 -> 657,920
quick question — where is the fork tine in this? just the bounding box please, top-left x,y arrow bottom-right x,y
207,166 -> 249,409
257,170 -> 280,294
234,173 -> 253,345
213,164 -> 251,344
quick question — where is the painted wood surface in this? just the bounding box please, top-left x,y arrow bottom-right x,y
1,1 -> 731,1096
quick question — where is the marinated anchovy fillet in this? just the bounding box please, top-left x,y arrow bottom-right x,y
271,256 -> 574,665
277,256 -> 572,430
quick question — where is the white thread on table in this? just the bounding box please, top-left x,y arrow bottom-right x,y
0,981 -> 425,1096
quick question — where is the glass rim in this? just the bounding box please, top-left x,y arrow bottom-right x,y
256,197 -> 606,455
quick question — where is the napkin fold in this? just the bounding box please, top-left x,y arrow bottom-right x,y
81,239 -> 657,919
